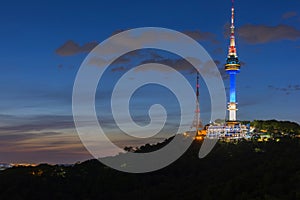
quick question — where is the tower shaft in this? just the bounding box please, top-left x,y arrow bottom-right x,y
230,73 -> 236,103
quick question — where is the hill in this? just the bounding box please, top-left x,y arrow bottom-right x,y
250,120 -> 300,135
0,137 -> 300,200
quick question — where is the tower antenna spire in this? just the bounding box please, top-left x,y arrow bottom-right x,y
228,0 -> 237,57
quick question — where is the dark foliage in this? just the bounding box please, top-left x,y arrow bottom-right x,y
251,120 -> 300,135
0,138 -> 300,200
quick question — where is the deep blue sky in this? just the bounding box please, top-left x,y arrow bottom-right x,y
0,0 -> 300,164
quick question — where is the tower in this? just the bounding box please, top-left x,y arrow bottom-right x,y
206,0 -> 248,141
185,71 -> 205,140
225,0 -> 241,122
192,72 -> 203,135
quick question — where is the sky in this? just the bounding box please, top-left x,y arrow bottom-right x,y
0,0 -> 300,164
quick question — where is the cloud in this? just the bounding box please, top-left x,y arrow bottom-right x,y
93,43 -> 229,79
86,48 -> 161,68
0,131 -> 63,142
0,114 -> 91,163
282,11 -> 297,19
136,57 -> 201,74
133,56 -> 229,80
111,66 -> 127,72
55,40 -> 99,56
238,24 -> 300,44
268,84 -> 300,95
56,28 -> 218,60
0,113 -> 179,163
111,29 -> 129,36
0,115 -> 75,133
182,30 -> 219,44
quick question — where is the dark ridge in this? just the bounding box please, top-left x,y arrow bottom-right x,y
0,137 -> 300,200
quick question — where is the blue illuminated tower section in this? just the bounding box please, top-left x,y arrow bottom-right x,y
225,0 -> 241,122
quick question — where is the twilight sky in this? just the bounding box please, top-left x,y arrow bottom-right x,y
0,0 -> 300,164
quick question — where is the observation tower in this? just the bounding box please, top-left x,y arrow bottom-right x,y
225,0 -> 241,122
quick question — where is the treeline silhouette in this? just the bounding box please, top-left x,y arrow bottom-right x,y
1,136 -> 300,200
250,120 -> 300,135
